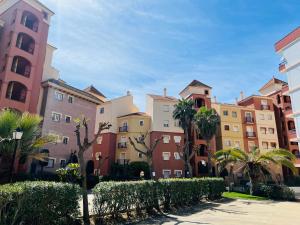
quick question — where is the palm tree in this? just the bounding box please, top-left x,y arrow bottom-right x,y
0,109 -> 54,181
173,99 -> 196,177
215,148 -> 296,195
194,106 -> 220,176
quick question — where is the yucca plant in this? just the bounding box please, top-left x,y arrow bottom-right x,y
215,148 -> 296,195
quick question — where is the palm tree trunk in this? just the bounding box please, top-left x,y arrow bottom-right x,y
206,140 -> 212,176
78,150 -> 90,225
185,129 -> 193,177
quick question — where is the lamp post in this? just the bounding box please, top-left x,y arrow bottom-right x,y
9,128 -> 23,183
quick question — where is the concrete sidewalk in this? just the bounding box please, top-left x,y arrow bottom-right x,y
290,187 -> 300,199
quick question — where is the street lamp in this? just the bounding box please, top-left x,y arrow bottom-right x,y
9,128 -> 23,182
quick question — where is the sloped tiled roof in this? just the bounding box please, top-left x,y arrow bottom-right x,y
188,80 -> 212,89
148,94 -> 178,102
259,77 -> 287,92
84,85 -> 106,98
117,112 -> 149,118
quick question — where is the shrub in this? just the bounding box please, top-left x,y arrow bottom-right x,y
0,181 -> 80,225
254,183 -> 295,201
93,178 -> 224,219
285,176 -> 300,187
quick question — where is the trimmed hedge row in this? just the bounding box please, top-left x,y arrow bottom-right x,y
93,178 -> 225,218
254,183 -> 295,201
0,181 -> 80,225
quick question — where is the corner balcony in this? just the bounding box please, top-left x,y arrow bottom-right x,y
118,142 -> 127,149
246,131 -> 256,138
261,105 -> 271,110
119,126 -> 128,132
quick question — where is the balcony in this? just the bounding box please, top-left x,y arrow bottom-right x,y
261,105 -> 270,110
119,126 -> 128,132
118,142 -> 127,149
279,60 -> 287,73
246,131 -> 256,138
117,159 -> 130,165
245,117 -> 254,123
21,11 -> 39,32
16,33 -> 35,55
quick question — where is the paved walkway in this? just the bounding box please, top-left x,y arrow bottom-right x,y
290,187 -> 300,199
134,199 -> 300,225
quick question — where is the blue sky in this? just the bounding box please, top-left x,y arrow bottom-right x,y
41,0 -> 300,110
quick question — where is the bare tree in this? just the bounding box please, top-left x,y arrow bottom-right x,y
175,143 -> 199,177
128,132 -> 162,179
74,118 -> 111,225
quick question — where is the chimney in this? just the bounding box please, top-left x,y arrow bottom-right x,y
127,90 -> 131,96
240,91 -> 244,101
163,88 -> 167,97
213,96 -> 217,103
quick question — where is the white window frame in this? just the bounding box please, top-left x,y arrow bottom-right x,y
162,105 -> 170,112
259,114 -> 265,120
162,135 -> 170,143
97,136 -> 102,144
95,152 -> 102,160
65,115 -> 72,123
163,120 -> 169,127
262,141 -> 268,149
46,157 -> 56,168
139,120 -> 144,126
261,100 -> 268,106
223,110 -> 229,116
174,136 -> 181,143
267,114 -> 273,120
51,112 -> 62,122
174,152 -> 181,160
138,152 -> 143,158
162,152 -> 171,160
162,169 -> 171,178
62,136 -> 69,145
224,139 -> 231,147
260,127 -> 267,134
54,91 -> 64,101
233,125 -> 239,132
268,128 -> 274,134
234,141 -> 240,148
174,170 -> 182,177
232,111 -> 237,118
59,159 -> 66,168
67,95 -> 74,103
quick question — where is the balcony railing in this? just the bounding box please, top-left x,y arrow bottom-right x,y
118,142 -> 127,148
261,105 -> 270,110
246,131 -> 256,138
245,117 -> 254,123
117,159 -> 130,165
279,60 -> 287,72
119,126 -> 128,132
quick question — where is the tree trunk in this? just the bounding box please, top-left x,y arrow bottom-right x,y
148,158 -> 154,179
78,150 -> 90,225
184,129 -> 193,177
206,140 -> 212,176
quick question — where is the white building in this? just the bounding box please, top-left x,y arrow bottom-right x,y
275,27 -> 300,149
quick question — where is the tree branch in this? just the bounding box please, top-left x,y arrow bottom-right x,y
128,137 -> 147,155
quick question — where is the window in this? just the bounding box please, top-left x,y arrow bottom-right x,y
233,125 -> 239,132
223,110 -> 228,116
259,114 -> 265,120
99,107 -> 104,114
139,120 -> 144,126
260,127 -> 267,134
60,159 -> 66,168
162,105 -> 169,112
138,152 -> 143,158
163,120 -> 169,127
174,120 -> 180,127
162,170 -> 171,178
262,142 -> 268,149
163,135 -> 170,143
261,100 -> 268,105
94,169 -> 100,176
162,152 -> 171,160
268,128 -> 274,134
46,158 -> 55,168
248,141 -> 256,151
55,91 -> 63,101
224,140 -> 231,146
52,112 -> 61,122
97,136 -> 102,144
270,142 -> 277,149
65,115 -> 71,123
234,141 -> 240,148
267,114 -> 272,120
174,170 -> 182,177
204,90 -> 209,95
174,136 -> 181,143
174,152 -> 181,160
68,95 -> 74,103
232,111 -> 237,118
62,136 -> 69,145
48,132 -> 61,143
95,152 -> 101,160
224,125 -> 230,131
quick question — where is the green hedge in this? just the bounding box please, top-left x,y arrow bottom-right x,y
0,181 -> 80,225
93,178 -> 224,218
254,183 -> 295,201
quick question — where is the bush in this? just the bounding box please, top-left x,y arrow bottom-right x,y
285,176 -> 300,187
93,178 -> 224,218
254,183 -> 295,201
0,181 -> 80,225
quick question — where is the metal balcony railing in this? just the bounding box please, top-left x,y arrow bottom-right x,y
119,126 -> 128,132
246,131 -> 256,138
118,142 -> 127,148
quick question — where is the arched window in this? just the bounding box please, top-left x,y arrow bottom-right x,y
16,33 -> 35,54
288,121 -> 295,130
277,95 -> 281,104
11,56 -> 31,77
21,11 -> 39,32
6,81 -> 27,102
195,98 -> 205,108
197,144 -> 207,156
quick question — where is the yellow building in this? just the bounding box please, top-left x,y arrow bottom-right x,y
116,112 -> 151,164
212,103 -> 244,151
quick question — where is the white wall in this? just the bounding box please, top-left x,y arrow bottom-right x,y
42,44 -> 59,81
180,86 -> 211,99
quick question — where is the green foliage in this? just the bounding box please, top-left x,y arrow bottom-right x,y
173,98 -> 196,131
0,181 -> 80,225
56,163 -> 81,183
253,183 -> 295,201
93,178 -> 224,218
108,161 -> 151,180
129,161 -> 150,179
222,192 -> 267,200
285,175 -> 300,186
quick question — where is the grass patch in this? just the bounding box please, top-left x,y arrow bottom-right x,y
223,192 -> 267,201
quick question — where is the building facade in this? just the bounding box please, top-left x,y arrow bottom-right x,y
259,77 -> 300,175
0,0 -> 53,113
275,27 -> 300,171
36,79 -> 103,172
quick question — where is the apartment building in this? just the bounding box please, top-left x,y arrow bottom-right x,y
259,77 -> 300,175
0,0 -> 54,113
116,112 -> 151,165
93,92 -> 139,176
36,79 -> 103,172
212,103 -> 244,151
238,95 -> 279,153
275,27 -> 300,163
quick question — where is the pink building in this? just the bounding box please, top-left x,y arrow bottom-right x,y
0,0 -> 53,113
